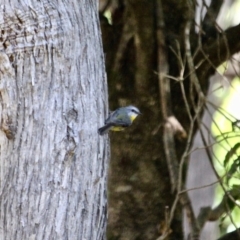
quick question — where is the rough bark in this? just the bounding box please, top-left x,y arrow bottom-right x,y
0,1 -> 108,239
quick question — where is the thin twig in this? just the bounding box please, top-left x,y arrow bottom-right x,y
179,179 -> 220,194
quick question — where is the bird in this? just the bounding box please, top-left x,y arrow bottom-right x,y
98,105 -> 141,135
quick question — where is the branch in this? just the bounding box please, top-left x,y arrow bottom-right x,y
197,187 -> 240,230
202,0 -> 223,40
113,9 -> 134,74
156,0 -> 178,192
202,0 -> 223,24
180,3 -> 208,239
196,23 -> 240,81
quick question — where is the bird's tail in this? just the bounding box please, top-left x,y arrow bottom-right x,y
98,124 -> 113,135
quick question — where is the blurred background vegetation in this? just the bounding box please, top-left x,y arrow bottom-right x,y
98,0 -> 240,239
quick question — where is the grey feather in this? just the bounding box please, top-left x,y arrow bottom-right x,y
98,123 -> 114,135
98,105 -> 141,135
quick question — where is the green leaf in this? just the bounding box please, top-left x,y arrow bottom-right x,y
223,143 -> 240,167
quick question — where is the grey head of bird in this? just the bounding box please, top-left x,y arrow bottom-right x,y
125,105 -> 141,119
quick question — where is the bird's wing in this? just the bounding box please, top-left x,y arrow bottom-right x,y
98,123 -> 114,135
104,111 -> 115,124
111,111 -> 132,126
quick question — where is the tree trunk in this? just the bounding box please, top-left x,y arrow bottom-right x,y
0,1 -> 108,239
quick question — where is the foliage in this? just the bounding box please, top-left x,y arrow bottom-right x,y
212,78 -> 240,234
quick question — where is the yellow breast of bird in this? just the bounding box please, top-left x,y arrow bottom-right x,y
130,115 -> 137,122
111,126 -> 126,131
